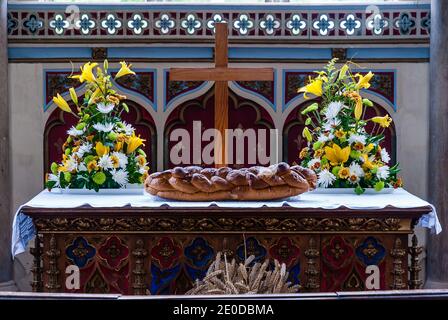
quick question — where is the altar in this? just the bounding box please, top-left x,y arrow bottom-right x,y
12,189 -> 439,295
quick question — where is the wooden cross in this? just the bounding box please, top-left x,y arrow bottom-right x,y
170,23 -> 274,167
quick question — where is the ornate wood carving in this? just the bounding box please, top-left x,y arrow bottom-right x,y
132,239 -> 148,295
45,234 -> 61,292
332,48 -> 347,61
30,234 -> 43,292
34,216 -> 403,233
91,47 -> 107,60
390,237 -> 407,289
409,234 -> 423,289
304,237 -> 320,291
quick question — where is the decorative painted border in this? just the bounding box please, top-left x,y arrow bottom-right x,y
8,3 -> 430,42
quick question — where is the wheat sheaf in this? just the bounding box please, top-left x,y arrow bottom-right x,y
186,252 -> 300,295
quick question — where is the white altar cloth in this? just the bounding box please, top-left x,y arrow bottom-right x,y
12,188 -> 441,257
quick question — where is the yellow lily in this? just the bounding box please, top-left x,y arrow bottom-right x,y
361,154 -> 375,169
53,93 -> 71,113
114,141 -> 123,152
71,62 -> 98,83
354,97 -> 363,120
115,61 -> 136,79
297,78 -> 323,99
126,133 -> 145,154
95,141 -> 110,157
88,87 -> 102,105
87,160 -> 98,173
338,64 -> 349,81
371,115 -> 392,128
302,127 -> 313,142
355,71 -> 374,90
69,88 -> 78,106
324,144 -> 351,165
365,143 -> 375,153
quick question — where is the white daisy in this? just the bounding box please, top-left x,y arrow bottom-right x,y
307,158 -> 321,170
381,148 -> 391,163
97,102 -> 115,114
318,169 -> 336,188
376,165 -> 390,180
78,162 -> 87,172
348,133 -> 367,145
324,101 -> 344,120
323,118 -> 341,131
138,167 -> 148,174
120,121 -> 135,135
112,151 -> 128,169
65,156 -> 78,172
348,162 -> 365,183
111,169 -> 129,187
67,126 -> 85,137
318,133 -> 334,143
75,142 -> 92,158
93,122 -> 115,133
47,173 -> 60,188
98,154 -> 114,169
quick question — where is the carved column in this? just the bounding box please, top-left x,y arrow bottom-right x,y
30,234 -> 43,292
132,239 -> 148,295
427,0 -> 448,289
45,235 -> 61,292
304,237 -> 320,291
0,0 -> 14,290
390,238 -> 406,289
409,235 -> 423,289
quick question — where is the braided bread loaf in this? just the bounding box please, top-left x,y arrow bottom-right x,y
144,162 -> 317,201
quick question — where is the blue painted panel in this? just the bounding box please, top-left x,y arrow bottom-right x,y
8,47 -> 92,59
108,47 -> 213,59
230,47 -> 332,60
347,47 -> 429,60
9,46 -> 429,60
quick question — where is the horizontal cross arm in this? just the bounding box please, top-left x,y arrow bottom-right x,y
169,68 -> 274,81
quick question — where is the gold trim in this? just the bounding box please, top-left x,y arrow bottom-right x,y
33,216 -> 408,233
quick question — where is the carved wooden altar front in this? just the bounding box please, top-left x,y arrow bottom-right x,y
24,205 -> 429,294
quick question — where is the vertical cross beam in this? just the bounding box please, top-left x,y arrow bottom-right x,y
214,23 -> 228,167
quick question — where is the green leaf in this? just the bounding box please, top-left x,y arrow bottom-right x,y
63,172 -> 72,183
355,185 -> 365,195
46,180 -> 57,190
76,122 -> 86,130
374,181 -> 385,192
362,98 -> 373,107
301,103 -> 318,115
312,141 -> 322,150
138,149 -> 147,157
331,166 -> 341,176
50,162 -> 58,175
84,155 -> 95,165
93,171 -> 106,185
122,103 -> 129,113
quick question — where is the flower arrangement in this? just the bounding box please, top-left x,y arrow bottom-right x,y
298,59 -> 402,194
46,60 -> 149,191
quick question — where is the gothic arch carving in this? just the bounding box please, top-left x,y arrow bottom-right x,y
44,100 -> 157,182
282,100 -> 396,165
164,86 -> 275,169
